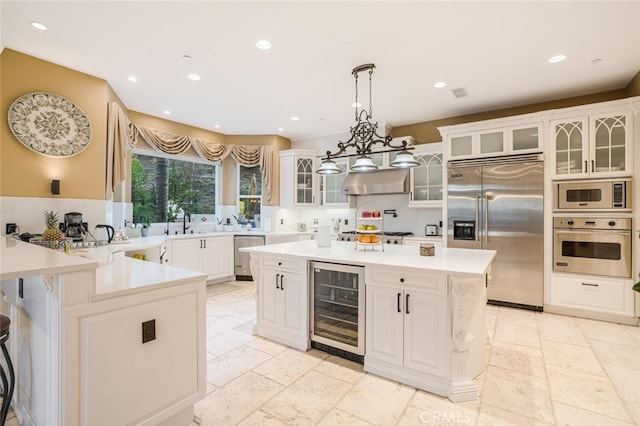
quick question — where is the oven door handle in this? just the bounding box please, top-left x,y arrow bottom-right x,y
554,229 -> 631,236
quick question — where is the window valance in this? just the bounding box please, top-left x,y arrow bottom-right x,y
106,102 -> 273,202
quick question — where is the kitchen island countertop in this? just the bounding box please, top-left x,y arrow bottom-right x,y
242,239 -> 495,276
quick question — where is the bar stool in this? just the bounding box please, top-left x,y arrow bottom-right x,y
0,315 -> 15,424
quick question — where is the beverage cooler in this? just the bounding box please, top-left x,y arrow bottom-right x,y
310,261 -> 365,358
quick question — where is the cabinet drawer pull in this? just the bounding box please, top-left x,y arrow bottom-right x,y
397,292 -> 401,313
400,278 -> 405,283
406,294 -> 410,314
278,262 -> 282,266
581,282 -> 599,287
276,273 -> 280,289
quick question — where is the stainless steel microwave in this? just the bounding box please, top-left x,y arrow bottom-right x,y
554,178 -> 631,211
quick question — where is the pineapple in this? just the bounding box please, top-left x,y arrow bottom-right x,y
42,210 -> 63,241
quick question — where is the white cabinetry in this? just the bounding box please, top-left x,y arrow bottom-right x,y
257,255 -> 308,350
365,267 -> 447,378
167,235 -> 233,281
320,158 -> 348,206
279,149 -> 318,207
549,273 -> 635,319
397,142 -> 443,207
551,111 -> 633,179
446,123 -> 542,160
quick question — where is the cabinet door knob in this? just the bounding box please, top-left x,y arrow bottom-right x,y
278,262 -> 282,266
400,278 -> 405,283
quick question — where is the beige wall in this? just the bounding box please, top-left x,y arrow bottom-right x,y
0,48 -> 291,207
393,89 -> 630,144
1,49 -> 108,199
627,70 -> 640,97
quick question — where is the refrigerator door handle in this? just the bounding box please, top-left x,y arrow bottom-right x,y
484,195 -> 489,243
475,196 -> 481,242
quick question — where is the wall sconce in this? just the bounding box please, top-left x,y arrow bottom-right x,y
51,179 -> 60,195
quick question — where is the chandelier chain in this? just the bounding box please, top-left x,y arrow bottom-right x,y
368,67 -> 373,118
354,72 -> 359,121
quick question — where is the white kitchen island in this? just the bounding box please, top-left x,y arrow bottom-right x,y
242,240 -> 496,402
0,237 -> 207,425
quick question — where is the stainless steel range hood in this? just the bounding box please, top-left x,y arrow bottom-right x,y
342,169 -> 409,195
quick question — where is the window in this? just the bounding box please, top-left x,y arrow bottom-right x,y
131,151 -> 218,224
237,164 -> 261,227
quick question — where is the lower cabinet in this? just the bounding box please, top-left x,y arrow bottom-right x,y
365,268 -> 447,378
168,235 -> 233,281
549,272 -> 634,318
257,255 -> 308,350
81,292 -> 201,425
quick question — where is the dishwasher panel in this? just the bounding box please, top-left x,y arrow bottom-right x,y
234,235 -> 265,280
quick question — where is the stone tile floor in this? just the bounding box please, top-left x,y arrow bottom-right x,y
195,280 -> 640,425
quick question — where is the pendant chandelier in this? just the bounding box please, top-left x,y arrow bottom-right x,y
316,63 -> 419,174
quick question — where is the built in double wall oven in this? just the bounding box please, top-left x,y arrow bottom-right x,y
553,217 -> 632,278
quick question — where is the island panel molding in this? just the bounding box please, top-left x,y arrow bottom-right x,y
7,92 -> 92,158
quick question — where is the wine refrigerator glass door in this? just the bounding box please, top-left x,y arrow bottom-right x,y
310,262 -> 365,355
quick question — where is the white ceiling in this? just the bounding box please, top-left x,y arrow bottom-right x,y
2,1 -> 640,142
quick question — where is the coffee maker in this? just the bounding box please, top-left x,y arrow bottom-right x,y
64,212 -> 87,241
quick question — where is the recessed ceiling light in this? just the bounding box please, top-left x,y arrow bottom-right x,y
163,110 -> 171,115
352,102 -> 362,108
128,75 -> 138,82
591,58 -> 603,65
290,116 -> 300,121
214,124 -> 220,129
31,21 -> 48,31
182,54 -> 192,60
256,40 -> 272,50
187,73 -> 201,81
433,82 -> 447,88
278,128 -> 284,132
548,54 -> 567,64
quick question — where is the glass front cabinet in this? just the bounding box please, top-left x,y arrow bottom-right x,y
391,142 -> 443,207
447,123 -> 542,160
279,149 -> 318,207
321,158 -> 348,206
551,111 -> 632,179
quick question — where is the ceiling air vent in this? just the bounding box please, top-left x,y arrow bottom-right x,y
451,87 -> 469,98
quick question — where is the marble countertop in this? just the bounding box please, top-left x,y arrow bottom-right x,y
242,240 -> 496,276
0,237 -> 97,280
90,252 -> 206,301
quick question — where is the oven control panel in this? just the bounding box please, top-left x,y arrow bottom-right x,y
553,217 -> 631,230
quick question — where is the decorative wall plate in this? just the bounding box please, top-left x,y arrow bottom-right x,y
7,92 -> 92,157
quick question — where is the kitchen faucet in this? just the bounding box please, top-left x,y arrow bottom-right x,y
183,213 -> 191,234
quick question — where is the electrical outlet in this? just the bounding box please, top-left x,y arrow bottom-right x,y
344,219 -> 348,225
142,319 -> 156,343
280,218 -> 284,225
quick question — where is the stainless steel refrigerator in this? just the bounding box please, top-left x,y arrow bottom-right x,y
447,154 -> 544,310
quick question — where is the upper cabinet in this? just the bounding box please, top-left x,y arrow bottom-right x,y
447,123 -> 542,160
551,111 -> 633,179
279,149 -> 318,207
320,158 -> 349,206
390,142 -> 443,208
